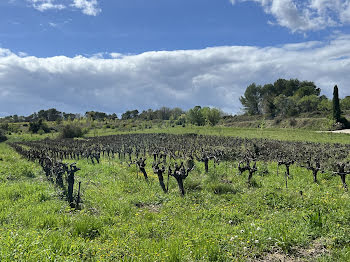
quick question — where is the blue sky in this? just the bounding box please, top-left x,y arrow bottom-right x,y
1,0 -> 350,116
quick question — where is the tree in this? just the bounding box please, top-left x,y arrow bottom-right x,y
121,110 -> 139,120
274,95 -> 298,117
121,111 -> 131,120
241,79 -> 323,118
130,110 -> 139,119
156,107 -> 171,120
284,78 -> 300,96
175,114 -> 187,125
239,83 -> 262,115
333,85 -> 341,123
297,95 -> 319,113
108,113 -> 118,120
318,97 -> 332,112
0,129 -> 7,142
202,107 -> 222,126
260,84 -> 276,117
139,109 -> 155,120
46,108 -> 62,121
294,85 -> 320,98
341,96 -> 350,111
37,110 -> 48,120
187,106 -> 205,126
85,111 -> 96,121
273,79 -> 288,96
60,124 -> 85,138
29,119 -> 50,133
63,113 -> 76,121
170,108 -> 184,120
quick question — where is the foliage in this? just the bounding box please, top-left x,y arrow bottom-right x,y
333,85 -> 341,123
0,122 -> 9,131
59,124 -> 85,138
186,106 -> 222,126
38,108 -> 62,121
138,107 -> 185,121
121,110 -> 139,120
297,95 -> 319,113
85,111 -> 117,121
187,106 -> 205,126
175,114 -> 187,125
240,78 -> 325,118
341,96 -> 350,111
274,95 -> 297,117
29,119 -> 50,134
201,107 -> 222,126
240,83 -> 262,115
318,97 -> 332,112
0,129 -> 7,142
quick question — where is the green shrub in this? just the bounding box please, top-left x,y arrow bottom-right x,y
29,119 -> 50,134
289,118 -> 297,127
0,122 -> 9,131
60,124 -> 85,138
0,129 -> 7,142
340,116 -> 350,128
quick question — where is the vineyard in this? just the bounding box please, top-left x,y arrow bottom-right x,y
1,132 -> 350,261
9,133 -> 350,201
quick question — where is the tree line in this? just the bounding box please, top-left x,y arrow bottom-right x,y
240,78 -> 350,118
2,78 -> 349,128
0,106 -> 224,127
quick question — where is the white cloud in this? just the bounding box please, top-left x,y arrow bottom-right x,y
48,22 -> 58,27
230,0 -> 350,32
26,0 -> 101,16
28,0 -> 65,11
1,35 -> 350,116
71,0 -> 101,16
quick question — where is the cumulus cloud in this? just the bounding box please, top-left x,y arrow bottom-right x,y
230,0 -> 350,32
71,0 -> 101,16
1,35 -> 350,116
26,0 -> 101,16
28,0 -> 65,11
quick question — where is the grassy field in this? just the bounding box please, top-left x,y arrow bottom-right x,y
1,127 -> 350,261
7,121 -> 350,144
85,125 -> 350,144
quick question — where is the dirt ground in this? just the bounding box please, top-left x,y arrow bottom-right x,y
317,129 -> 350,134
329,129 -> 350,134
252,238 -> 330,262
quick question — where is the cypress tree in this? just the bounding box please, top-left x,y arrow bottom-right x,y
333,85 -> 341,123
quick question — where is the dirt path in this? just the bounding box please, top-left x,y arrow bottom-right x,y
317,129 -> 350,134
329,129 -> 350,134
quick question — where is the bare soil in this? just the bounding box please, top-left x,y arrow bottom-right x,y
252,238 -> 330,262
330,129 -> 350,134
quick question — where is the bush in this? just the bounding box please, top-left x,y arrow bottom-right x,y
38,129 -> 45,135
60,124 -> 85,138
332,122 -> 344,131
340,117 -> 350,129
273,116 -> 282,125
0,129 -> 7,142
29,119 -> 50,133
289,118 -> 297,127
0,122 -> 9,131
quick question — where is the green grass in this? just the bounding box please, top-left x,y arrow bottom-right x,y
6,121 -> 350,144
1,138 -> 350,261
6,132 -> 58,143
86,125 -> 350,144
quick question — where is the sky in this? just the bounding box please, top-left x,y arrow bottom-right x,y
0,0 -> 350,116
